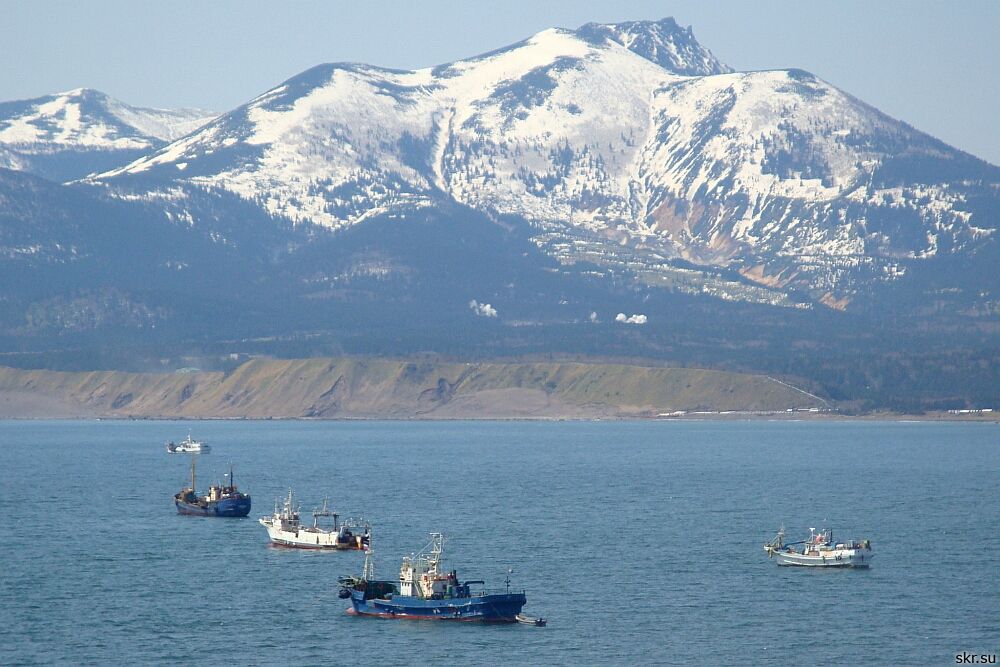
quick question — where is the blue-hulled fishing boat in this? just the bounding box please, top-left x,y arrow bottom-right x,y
174,459 -> 251,517
338,533 -> 527,622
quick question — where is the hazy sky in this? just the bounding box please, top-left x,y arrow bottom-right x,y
4,1 -> 998,164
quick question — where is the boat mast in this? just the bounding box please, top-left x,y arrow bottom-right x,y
190,457 -> 196,491
313,498 -> 337,530
428,533 -> 444,574
362,544 -> 375,580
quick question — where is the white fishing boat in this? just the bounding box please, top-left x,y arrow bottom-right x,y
166,433 -> 210,454
765,526 -> 873,568
259,490 -> 370,550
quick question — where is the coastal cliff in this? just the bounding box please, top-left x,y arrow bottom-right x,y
0,358 -> 826,419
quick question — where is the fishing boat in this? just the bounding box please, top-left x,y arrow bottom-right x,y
259,491 -> 370,550
174,459 -> 251,517
166,433 -> 210,454
338,533 -> 527,622
764,526 -> 873,568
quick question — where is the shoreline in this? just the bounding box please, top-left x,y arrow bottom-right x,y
0,412 -> 996,424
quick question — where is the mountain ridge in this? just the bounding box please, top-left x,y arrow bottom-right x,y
86,17 -> 999,309
576,17 -> 732,75
0,88 -> 216,181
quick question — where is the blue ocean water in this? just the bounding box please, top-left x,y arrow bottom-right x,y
0,419 -> 997,666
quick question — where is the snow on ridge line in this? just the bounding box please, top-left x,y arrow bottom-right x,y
94,16 -> 732,186
94,23 -> 651,180
0,87 -> 217,148
575,17 -> 733,76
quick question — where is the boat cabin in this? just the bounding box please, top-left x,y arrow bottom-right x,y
398,533 -> 470,599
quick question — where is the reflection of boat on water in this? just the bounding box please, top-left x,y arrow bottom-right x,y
338,533 -> 527,622
765,526 -> 873,568
174,459 -> 251,517
166,433 -> 210,454
259,490 -> 370,550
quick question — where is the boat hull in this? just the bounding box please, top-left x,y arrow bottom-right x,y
175,496 -> 251,517
261,524 -> 367,549
772,549 -> 872,568
348,590 -> 526,622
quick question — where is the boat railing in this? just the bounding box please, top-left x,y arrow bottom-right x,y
473,588 -> 525,597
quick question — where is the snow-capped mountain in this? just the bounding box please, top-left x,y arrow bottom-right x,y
0,88 -> 215,181
90,17 -> 999,309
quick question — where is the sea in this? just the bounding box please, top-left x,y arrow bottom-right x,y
0,419 -> 997,666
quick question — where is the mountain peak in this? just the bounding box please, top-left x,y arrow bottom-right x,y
576,17 -> 732,76
55,87 -> 107,99
0,88 -> 215,144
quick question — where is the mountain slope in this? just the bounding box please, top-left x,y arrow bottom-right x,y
0,88 -> 215,181
638,69 -> 999,304
0,164 -> 657,353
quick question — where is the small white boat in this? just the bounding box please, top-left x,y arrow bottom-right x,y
765,526 -> 873,568
259,490 -> 370,550
166,433 -> 210,454
516,613 -> 547,627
